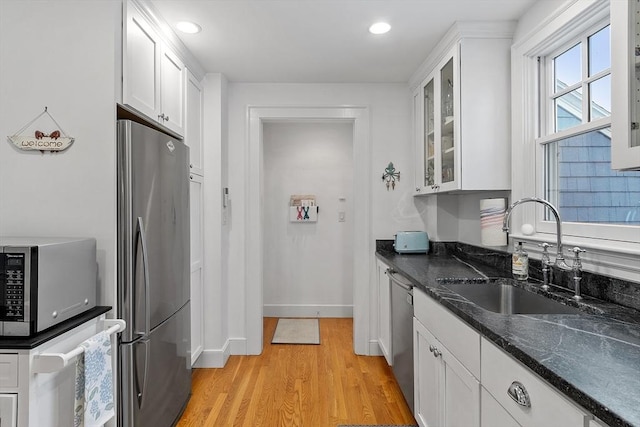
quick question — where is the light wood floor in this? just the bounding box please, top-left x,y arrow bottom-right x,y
177,317 -> 416,427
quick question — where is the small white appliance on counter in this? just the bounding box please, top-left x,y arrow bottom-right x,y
394,231 -> 429,254
0,237 -> 97,336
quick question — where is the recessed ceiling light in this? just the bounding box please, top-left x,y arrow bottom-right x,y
176,21 -> 202,34
369,22 -> 391,35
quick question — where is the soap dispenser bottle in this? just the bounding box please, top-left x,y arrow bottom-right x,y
512,242 -> 529,281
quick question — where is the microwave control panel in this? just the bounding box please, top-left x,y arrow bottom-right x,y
0,253 -> 25,321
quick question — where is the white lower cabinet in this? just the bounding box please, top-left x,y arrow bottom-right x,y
0,316 -> 106,427
414,318 -> 440,427
0,394 -> 18,427
481,387 -> 520,427
412,287 -> 600,427
376,259 -> 392,365
481,337 -> 591,427
413,288 -> 480,427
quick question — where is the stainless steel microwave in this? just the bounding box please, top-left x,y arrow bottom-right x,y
0,237 -> 97,336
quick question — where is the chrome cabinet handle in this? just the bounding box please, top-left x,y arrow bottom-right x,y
428,345 -> 441,357
507,381 -> 531,407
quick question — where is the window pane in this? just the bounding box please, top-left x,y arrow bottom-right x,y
588,25 -> 610,76
555,88 -> 583,131
554,43 -> 581,92
589,74 -> 611,120
544,128 -> 640,225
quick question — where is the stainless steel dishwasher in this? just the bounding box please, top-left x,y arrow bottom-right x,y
388,268 -> 414,413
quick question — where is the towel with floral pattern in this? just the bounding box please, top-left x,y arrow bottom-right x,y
74,331 -> 114,427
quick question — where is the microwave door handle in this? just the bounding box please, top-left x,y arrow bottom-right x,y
136,217 -> 151,337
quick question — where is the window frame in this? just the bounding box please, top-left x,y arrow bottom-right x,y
511,0 -> 640,282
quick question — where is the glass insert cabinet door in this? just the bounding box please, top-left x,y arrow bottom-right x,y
634,0 -> 639,149
611,0 -> 640,170
440,58 -> 455,185
424,79 -> 435,187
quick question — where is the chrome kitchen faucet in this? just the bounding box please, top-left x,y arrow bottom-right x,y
502,197 -> 585,298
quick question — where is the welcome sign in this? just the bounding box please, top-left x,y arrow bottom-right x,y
8,107 -> 75,152
8,134 -> 74,151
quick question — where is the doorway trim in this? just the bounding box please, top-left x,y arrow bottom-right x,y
246,106 -> 371,355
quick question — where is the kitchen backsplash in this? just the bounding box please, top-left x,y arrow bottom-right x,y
376,240 -> 640,312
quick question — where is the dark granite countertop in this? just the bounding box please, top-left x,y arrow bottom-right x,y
0,306 -> 112,349
376,247 -> 640,427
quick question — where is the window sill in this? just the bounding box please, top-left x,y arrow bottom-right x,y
509,232 -> 640,283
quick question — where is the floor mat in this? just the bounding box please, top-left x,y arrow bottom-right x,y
271,318 -> 320,344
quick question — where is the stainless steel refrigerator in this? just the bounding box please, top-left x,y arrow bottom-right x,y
117,119 -> 191,427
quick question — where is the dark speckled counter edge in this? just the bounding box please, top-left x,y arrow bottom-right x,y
0,306 -> 112,349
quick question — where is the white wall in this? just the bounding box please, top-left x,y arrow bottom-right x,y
224,83 -> 425,354
0,1 -> 121,426
513,0 -> 569,42
197,73 -> 230,367
263,121 -> 354,317
0,0 -> 120,311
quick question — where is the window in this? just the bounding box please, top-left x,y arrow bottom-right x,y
538,21 -> 640,231
512,0 -> 639,281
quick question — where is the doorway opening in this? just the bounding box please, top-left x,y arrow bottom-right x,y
246,106 -> 371,355
262,121 -> 354,319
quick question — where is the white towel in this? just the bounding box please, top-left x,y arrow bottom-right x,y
74,331 -> 115,427
480,198 -> 507,246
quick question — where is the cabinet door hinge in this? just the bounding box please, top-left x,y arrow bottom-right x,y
632,122 -> 639,130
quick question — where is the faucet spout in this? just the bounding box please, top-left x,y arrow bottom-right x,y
502,197 -> 571,271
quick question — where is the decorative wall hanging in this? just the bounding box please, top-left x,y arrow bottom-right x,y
382,162 -> 400,190
7,107 -> 75,152
289,194 -> 318,222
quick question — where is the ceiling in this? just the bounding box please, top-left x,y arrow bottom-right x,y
150,0 -> 538,83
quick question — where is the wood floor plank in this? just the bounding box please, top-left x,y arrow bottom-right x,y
177,317 -> 416,427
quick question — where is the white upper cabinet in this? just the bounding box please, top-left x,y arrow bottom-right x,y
185,70 -> 204,175
123,4 -> 160,121
412,23 -> 513,195
123,1 -> 186,136
160,46 -> 186,135
611,0 -> 640,170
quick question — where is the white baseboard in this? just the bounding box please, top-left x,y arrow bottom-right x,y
368,339 -> 383,357
229,337 -> 248,355
193,340 -> 231,368
263,304 -> 353,318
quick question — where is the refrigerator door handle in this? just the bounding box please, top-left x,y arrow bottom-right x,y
136,217 -> 151,337
134,339 -> 151,408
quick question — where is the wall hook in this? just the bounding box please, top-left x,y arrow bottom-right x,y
382,162 -> 401,190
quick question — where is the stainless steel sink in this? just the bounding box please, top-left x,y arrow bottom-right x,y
443,281 -> 582,315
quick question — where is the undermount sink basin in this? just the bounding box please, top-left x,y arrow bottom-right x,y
443,281 -> 582,315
